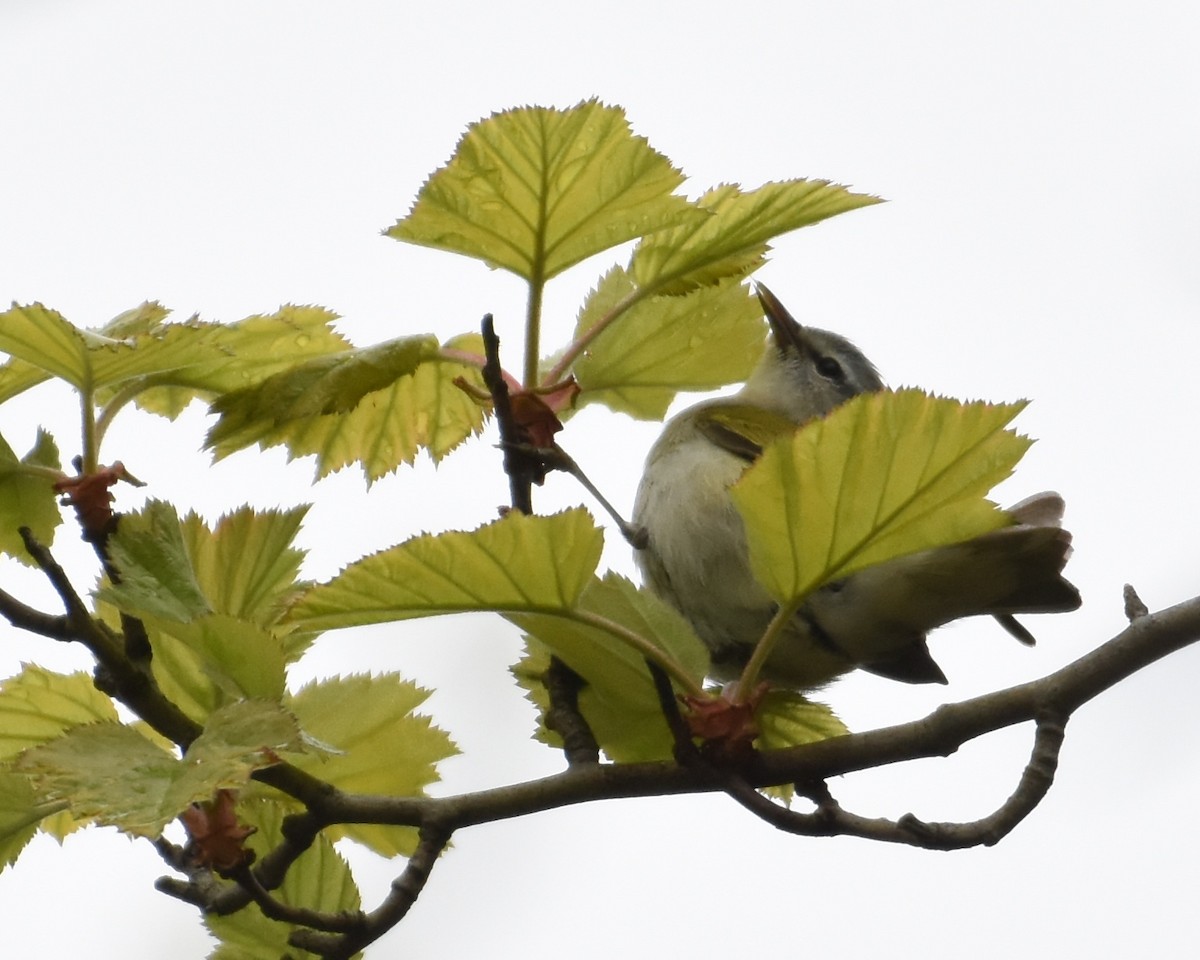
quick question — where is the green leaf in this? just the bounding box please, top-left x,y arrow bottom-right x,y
99,502 -> 293,710
0,357 -> 52,405
140,619 -> 224,723
130,305 -> 353,419
90,597 -> 286,722
572,270 -> 765,419
288,508 -> 604,632
631,180 -> 883,295
206,801 -> 362,960
101,499 -> 212,622
0,303 -> 355,425
752,690 -> 849,804
150,614 -> 288,706
510,574 -> 709,762
0,668 -> 117,845
15,723 -> 178,836
96,300 -> 173,337
179,505 -> 314,659
0,303 -> 106,390
281,674 -> 458,857
0,667 -> 119,761
0,302 -> 239,398
756,689 -> 848,751
206,333 -> 439,444
0,772 -> 60,870
15,702 -> 304,837
205,332 -> 489,482
0,302 -> 173,404
0,429 -> 62,563
388,100 -> 704,281
731,389 -> 1030,605
162,701 -> 304,814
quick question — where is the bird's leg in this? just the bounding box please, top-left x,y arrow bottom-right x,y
499,440 -> 648,548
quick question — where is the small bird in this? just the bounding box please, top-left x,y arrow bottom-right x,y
632,284 -> 1080,690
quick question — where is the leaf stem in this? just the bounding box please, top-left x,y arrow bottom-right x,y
94,382 -> 146,449
523,275 -> 545,388
566,608 -> 705,697
2,461 -> 67,484
79,387 -> 99,474
542,285 -> 645,386
735,597 -> 804,702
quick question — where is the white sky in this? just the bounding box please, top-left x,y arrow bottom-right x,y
1,1 -> 1199,957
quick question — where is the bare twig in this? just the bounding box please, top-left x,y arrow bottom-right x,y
230,862 -> 365,934
19,527 -> 95,630
480,314 -> 535,515
508,441 -> 646,547
289,825 -> 451,960
543,657 -> 600,766
0,585 -> 74,641
645,658 -> 701,765
701,712 -> 1068,849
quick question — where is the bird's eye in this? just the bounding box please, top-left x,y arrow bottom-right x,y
815,355 -> 844,381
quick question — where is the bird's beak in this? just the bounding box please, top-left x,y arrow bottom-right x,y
755,282 -> 808,358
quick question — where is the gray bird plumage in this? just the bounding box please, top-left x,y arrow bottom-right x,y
632,283 -> 1080,690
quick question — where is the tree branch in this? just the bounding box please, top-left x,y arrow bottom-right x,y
146,589 -> 1200,954
290,592 -> 1200,835
480,314 -> 534,515
289,824 -> 451,959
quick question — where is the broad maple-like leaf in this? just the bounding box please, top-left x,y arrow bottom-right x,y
0,772 -> 58,870
101,499 -> 212,622
0,302 -> 228,397
15,702 -> 304,837
100,501 -> 291,715
756,688 -> 849,751
279,674 -> 458,857
178,505 -> 314,660
288,508 -> 603,631
570,270 -> 765,419
130,305 -> 353,419
0,667 -> 119,761
731,389 -> 1031,605
388,100 -> 705,281
205,332 -> 488,482
631,180 -> 882,295
0,429 -> 61,563
0,668 -> 121,852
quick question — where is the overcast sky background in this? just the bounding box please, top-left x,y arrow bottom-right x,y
2,1 -> 1199,957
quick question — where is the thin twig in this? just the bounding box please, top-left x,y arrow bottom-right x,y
19,527 -> 95,629
0,585 -> 74,640
543,657 -> 600,766
480,314 -> 534,515
289,825 -> 452,960
230,862 -> 365,934
507,441 -> 646,547
645,658 -> 701,765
